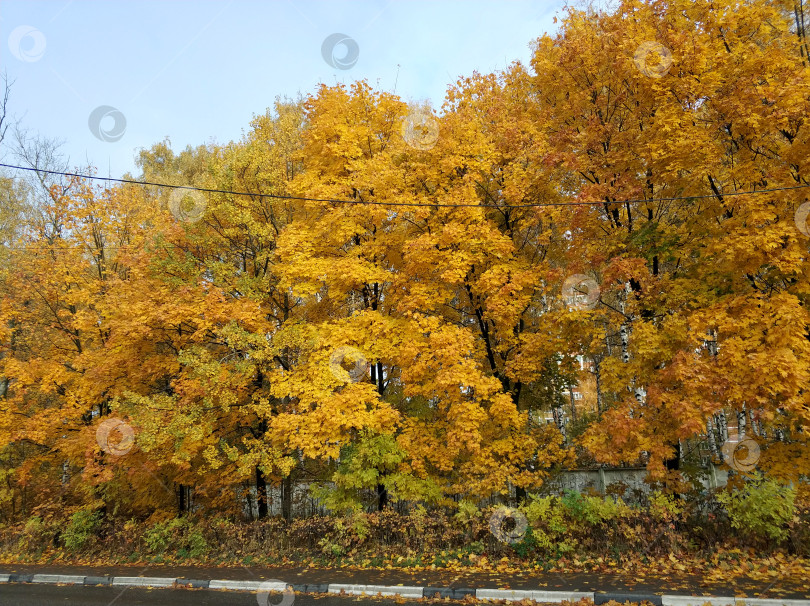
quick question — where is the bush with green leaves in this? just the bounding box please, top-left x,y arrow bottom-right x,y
143,517 -> 208,559
454,499 -> 480,526
648,490 -> 683,521
560,490 -> 629,525
518,495 -> 569,554
63,510 -> 101,552
717,474 -> 796,543
16,515 -> 54,555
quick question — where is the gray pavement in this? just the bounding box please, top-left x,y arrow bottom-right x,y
1,563 -> 809,606
0,563 -> 808,599
0,584 -> 404,606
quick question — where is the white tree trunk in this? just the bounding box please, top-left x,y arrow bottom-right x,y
748,407 -> 759,437
620,323 -> 630,363
707,417 -> 721,462
620,323 -> 638,418
553,402 -> 567,441
715,410 -> 728,443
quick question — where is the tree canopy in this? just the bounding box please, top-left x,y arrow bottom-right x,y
1,0 -> 808,520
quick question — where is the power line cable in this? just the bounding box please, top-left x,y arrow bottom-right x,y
2,162 -> 809,209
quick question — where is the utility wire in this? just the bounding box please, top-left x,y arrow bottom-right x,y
1,162 -> 809,209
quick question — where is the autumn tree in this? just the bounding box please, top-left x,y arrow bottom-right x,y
527,0 -> 810,481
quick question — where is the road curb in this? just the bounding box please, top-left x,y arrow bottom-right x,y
0,572 -> 808,604
595,593 -> 663,605
175,577 -> 210,588
83,575 -> 112,586
111,576 -> 176,588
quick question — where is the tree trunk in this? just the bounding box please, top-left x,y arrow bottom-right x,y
177,484 -> 186,515
707,418 -> 721,462
371,359 -> 390,511
715,411 -> 728,443
620,324 -> 630,363
794,0 -> 810,64
737,408 -> 747,439
552,402 -> 567,441
620,322 -> 637,418
569,387 -> 576,424
376,483 -> 388,511
256,466 -> 268,519
594,356 -> 603,413
281,474 -> 292,521
748,406 -> 759,436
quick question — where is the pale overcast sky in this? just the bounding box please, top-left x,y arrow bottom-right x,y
2,0 -> 571,177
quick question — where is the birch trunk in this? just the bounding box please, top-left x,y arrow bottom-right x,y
553,402 -> 567,442
620,323 -> 635,418
748,407 -> 759,437
707,417 -> 721,462
737,408 -> 747,440
715,410 -> 728,443
620,324 -> 630,363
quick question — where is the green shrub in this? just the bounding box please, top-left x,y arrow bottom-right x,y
144,518 -> 209,558
186,528 -> 208,558
649,491 -> 683,521
467,540 -> 485,555
23,516 -> 44,536
143,519 -> 176,554
519,495 -> 569,554
717,474 -> 796,543
454,499 -> 480,526
17,516 -> 51,555
63,510 -> 101,552
512,526 -> 540,558
560,490 -> 628,525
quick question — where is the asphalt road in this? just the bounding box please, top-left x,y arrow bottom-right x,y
3,564 -> 808,599
0,585 -> 408,606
